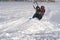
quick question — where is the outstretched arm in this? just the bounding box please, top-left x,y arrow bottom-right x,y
33,5 -> 36,9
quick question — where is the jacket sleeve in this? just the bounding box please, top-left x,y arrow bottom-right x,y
44,9 -> 45,13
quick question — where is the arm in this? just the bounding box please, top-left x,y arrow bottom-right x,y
33,5 -> 36,9
44,9 -> 45,13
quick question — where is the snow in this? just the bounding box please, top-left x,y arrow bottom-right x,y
0,2 -> 60,40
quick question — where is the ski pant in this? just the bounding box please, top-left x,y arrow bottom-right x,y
32,13 -> 42,20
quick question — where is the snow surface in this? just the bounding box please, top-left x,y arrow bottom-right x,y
0,2 -> 60,40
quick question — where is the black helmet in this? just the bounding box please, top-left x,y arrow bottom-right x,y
36,6 -> 40,9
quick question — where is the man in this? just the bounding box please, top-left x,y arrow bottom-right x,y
32,5 -> 45,20
40,6 -> 45,16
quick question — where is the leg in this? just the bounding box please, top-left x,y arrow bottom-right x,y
32,13 -> 37,18
37,14 -> 42,20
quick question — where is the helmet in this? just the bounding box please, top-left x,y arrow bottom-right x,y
36,6 -> 39,8
41,6 -> 45,9
36,6 -> 40,10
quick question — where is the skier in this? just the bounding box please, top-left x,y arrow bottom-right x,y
40,6 -> 45,16
32,5 -> 45,20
